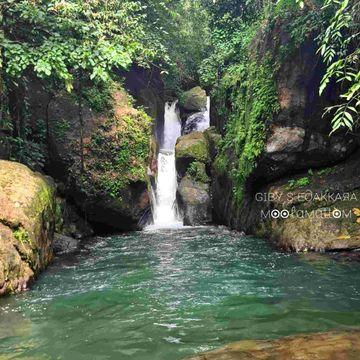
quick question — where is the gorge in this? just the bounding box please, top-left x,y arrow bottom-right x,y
0,0 -> 359,359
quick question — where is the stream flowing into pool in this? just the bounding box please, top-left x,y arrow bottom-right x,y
1,227 -> 360,359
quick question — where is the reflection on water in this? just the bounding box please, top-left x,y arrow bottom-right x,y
0,227 -> 359,360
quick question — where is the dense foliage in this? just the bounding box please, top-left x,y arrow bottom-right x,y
0,0 -> 211,168
0,0 -> 162,169
1,1 -> 165,88
0,0 -> 358,203
81,90 -> 152,200
318,0 -> 359,133
198,0 -> 359,203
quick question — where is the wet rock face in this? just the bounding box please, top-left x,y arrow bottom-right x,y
211,26 -> 359,237
0,160 -> 56,295
180,87 -> 207,112
55,196 -> 93,240
177,176 -> 212,226
184,330 -> 360,360
53,233 -> 80,255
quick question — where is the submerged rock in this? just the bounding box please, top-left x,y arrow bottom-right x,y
53,233 -> 80,254
0,160 -> 56,295
180,86 -> 207,112
184,330 -> 360,360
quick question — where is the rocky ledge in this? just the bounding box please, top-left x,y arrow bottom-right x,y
255,152 -> 360,252
184,330 -> 360,360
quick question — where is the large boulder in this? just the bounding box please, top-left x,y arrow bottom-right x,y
184,330 -> 360,360
180,87 -> 207,112
177,174 -> 212,226
176,131 -> 213,225
0,160 -> 56,295
28,84 -> 153,231
175,131 -> 210,176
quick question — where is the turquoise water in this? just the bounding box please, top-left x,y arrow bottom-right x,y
0,227 -> 360,359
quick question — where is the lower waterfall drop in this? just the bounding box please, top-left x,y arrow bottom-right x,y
151,100 -> 183,228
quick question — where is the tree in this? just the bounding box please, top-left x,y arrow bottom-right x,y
317,0 -> 359,134
0,0 -> 165,168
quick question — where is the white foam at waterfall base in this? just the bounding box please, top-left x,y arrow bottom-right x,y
147,101 -> 183,229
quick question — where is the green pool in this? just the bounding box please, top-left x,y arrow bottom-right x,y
1,227 -> 359,359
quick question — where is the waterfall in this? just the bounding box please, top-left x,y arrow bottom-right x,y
150,101 -> 183,228
183,96 -> 210,134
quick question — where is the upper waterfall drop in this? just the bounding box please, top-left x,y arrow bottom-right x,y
162,101 -> 182,151
183,96 -> 210,134
150,100 -> 183,228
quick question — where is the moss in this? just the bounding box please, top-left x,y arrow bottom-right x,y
286,176 -> 311,190
82,82 -> 114,114
13,227 -> 31,246
214,55 -> 280,203
176,132 -> 210,163
12,226 -> 33,253
83,97 -> 152,200
53,119 -> 71,138
54,199 -> 64,233
26,179 -> 55,222
179,86 -> 207,111
316,167 -> 336,177
212,154 -> 227,175
187,161 -> 210,183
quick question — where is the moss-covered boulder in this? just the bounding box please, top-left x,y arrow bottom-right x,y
177,175 -> 212,226
0,160 -> 55,295
35,85 -> 152,231
175,131 -> 213,225
184,330 -> 360,360
255,154 -> 360,252
175,131 -> 210,176
180,86 -> 207,112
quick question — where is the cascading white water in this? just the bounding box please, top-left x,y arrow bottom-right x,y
151,101 -> 183,228
198,96 -> 210,131
183,96 -> 210,134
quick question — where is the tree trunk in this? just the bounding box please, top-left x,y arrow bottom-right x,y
78,76 -> 85,173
